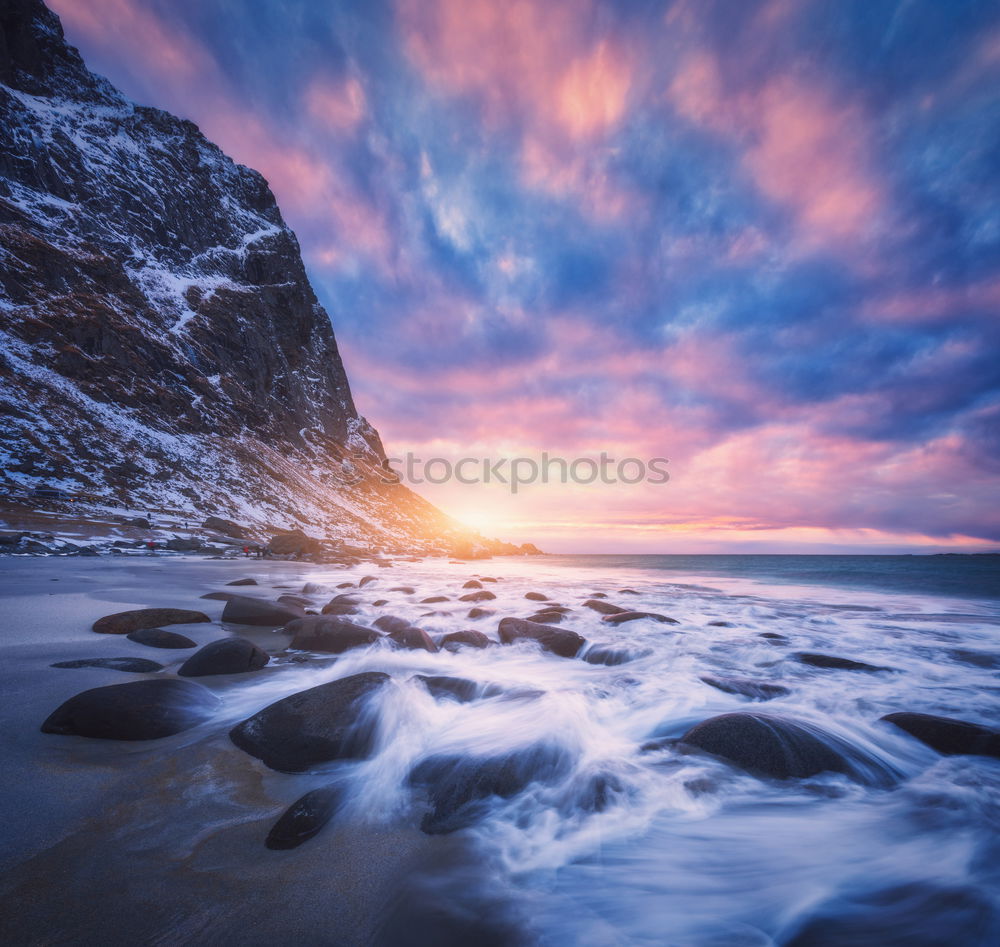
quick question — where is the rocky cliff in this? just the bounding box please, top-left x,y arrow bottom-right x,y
0,0 -> 508,554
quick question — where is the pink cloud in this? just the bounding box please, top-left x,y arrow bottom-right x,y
305,75 -> 367,133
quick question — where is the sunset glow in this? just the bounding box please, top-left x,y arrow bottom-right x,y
49,0 -> 1000,552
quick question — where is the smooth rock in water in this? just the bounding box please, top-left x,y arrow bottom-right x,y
229,671 -> 390,771
127,628 -> 197,649
420,595 -> 449,604
373,615 -> 413,634
619,588 -> 640,595
389,626 -> 439,653
466,607 -> 494,619
414,675 -> 478,702
301,582 -> 329,595
759,632 -> 788,644
178,638 -> 270,677
320,602 -> 360,616
459,590 -> 496,603
524,592 -> 549,601
286,617 -> 382,654
389,586 -> 416,594
708,621 -> 734,628
782,882 -> 1000,947
409,743 -> 573,833
583,599 -> 627,615
278,594 -> 312,608
700,675 -> 790,701
479,577 -> 498,583
603,611 -> 679,625
582,647 -> 633,666
462,579 -> 483,589
527,610 -> 566,624
795,652 -> 891,673
336,582 -> 353,589
227,577 -> 257,586
947,648 -> 1000,670
93,608 -> 210,635
881,712 -> 1000,759
265,784 -> 343,851
588,592 -> 608,599
440,630 -> 493,651
679,712 -> 898,785
371,599 -> 388,607
498,618 -> 586,659
42,679 -> 220,740
51,657 -> 163,673
358,576 -> 378,587
222,595 -> 305,626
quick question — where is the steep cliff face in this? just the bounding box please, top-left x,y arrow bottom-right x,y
0,0 -> 463,550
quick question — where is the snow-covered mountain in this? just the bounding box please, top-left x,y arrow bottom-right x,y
0,0 -> 499,554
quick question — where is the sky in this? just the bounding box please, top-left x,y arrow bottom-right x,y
49,0 -> 1000,553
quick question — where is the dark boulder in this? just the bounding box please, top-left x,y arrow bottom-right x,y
268,529 -> 322,557
782,882 -> 1000,947
440,630 -> 493,651
420,596 -> 449,604
583,599 -> 627,615
524,592 -> 549,601
389,586 -> 416,594
227,577 -> 257,586
320,602 -> 360,616
127,628 -> 197,649
582,646 -> 633,666
603,611 -> 678,626
93,608 -> 210,635
466,607 -> 494,619
202,516 -> 246,538
759,632 -> 788,644
371,599 -> 388,607
222,595 -> 305,626
278,594 -> 312,608
881,712 -> 1000,759
707,621 -> 734,628
301,582 -> 329,595
679,712 -> 898,785
459,590 -> 496,603
51,657 -> 163,673
619,588 -> 640,595
164,538 -> 202,552
700,675 -> 791,701
527,610 -> 566,624
358,576 -> 378,587
265,784 -> 343,850
229,671 -> 390,771
389,626 -> 439,653
462,580 -> 483,589
409,743 -> 573,833
795,652 -> 891,673
414,675 -> 478,702
286,617 -> 382,654
41,679 -> 220,740
498,618 -> 585,658
373,615 -> 413,634
178,638 -> 270,677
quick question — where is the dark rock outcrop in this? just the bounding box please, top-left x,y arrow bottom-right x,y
51,657 -> 163,673
414,675 -> 478,702
126,628 -> 197,649
679,712 -> 898,785
388,626 -> 438,653
603,611 -> 678,626
409,743 -> 572,833
881,712 -> 1000,759
583,599 -> 627,615
285,617 -> 382,654
93,608 -> 210,635
440,630 -> 493,651
229,671 -> 390,771
265,784 -> 343,850
41,678 -> 220,739
498,618 -> 585,658
700,675 -> 791,701
202,516 -> 246,538
226,577 -> 257,586
794,652 -> 891,673
177,637 -> 269,676
222,595 -> 305,626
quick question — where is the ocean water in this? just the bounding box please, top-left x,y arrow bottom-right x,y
2,553 -> 999,944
